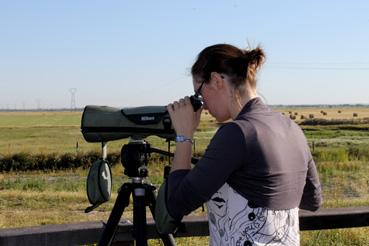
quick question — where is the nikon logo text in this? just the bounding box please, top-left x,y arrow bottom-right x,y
141,116 -> 155,121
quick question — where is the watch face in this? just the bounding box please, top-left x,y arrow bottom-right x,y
175,135 -> 192,143
176,136 -> 185,142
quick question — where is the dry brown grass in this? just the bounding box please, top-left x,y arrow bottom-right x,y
276,107 -> 369,121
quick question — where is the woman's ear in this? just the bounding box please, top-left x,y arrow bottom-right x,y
210,72 -> 225,90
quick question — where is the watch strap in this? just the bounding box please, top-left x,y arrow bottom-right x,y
175,135 -> 193,144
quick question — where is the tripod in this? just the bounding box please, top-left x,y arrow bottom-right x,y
98,140 -> 176,246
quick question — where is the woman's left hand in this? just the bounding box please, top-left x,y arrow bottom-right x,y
167,96 -> 202,138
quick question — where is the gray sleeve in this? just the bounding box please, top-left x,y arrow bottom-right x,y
166,123 -> 246,219
299,155 -> 323,211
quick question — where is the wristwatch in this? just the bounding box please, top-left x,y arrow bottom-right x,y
175,135 -> 193,144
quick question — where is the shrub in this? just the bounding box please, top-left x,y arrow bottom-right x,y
348,146 -> 369,161
0,151 -> 121,172
313,148 -> 349,162
0,156 -> 13,171
299,118 -> 369,126
45,154 -> 59,170
60,153 -> 75,169
34,153 -> 58,171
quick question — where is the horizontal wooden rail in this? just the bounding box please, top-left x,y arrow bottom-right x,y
299,206 -> 369,230
1,207 -> 369,246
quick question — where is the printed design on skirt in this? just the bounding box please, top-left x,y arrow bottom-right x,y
207,183 -> 299,246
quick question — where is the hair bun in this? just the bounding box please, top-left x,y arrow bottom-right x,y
243,47 -> 265,69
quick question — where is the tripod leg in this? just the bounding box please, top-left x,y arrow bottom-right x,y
133,186 -> 148,246
146,184 -> 176,246
98,183 -> 132,246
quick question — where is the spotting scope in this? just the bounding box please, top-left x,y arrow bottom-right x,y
81,95 -> 202,142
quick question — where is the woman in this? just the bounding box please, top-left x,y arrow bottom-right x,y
166,44 -> 322,245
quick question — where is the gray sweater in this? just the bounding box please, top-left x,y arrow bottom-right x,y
167,97 -> 322,219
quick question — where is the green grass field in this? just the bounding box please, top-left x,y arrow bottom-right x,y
1,108 -> 369,245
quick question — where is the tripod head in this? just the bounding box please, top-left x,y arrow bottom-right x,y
121,139 -> 150,178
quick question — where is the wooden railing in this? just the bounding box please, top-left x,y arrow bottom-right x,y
1,207 -> 369,246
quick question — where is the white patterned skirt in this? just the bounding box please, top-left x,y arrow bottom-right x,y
207,183 -> 300,246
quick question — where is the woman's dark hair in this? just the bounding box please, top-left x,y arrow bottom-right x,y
191,44 -> 265,89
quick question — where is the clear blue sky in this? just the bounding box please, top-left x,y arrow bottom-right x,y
1,1 -> 368,109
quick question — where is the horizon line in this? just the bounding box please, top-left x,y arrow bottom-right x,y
1,103 -> 369,112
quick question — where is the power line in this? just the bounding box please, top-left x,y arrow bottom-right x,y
268,66 -> 369,70
268,62 -> 369,70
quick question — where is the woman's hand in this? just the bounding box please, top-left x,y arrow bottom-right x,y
167,96 -> 202,138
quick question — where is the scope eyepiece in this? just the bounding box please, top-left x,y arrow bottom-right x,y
190,95 -> 203,112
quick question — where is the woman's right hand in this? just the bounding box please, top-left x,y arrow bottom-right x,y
167,96 -> 202,139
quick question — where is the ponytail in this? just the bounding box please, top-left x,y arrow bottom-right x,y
243,47 -> 265,71
243,47 -> 265,88
191,43 -> 266,89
